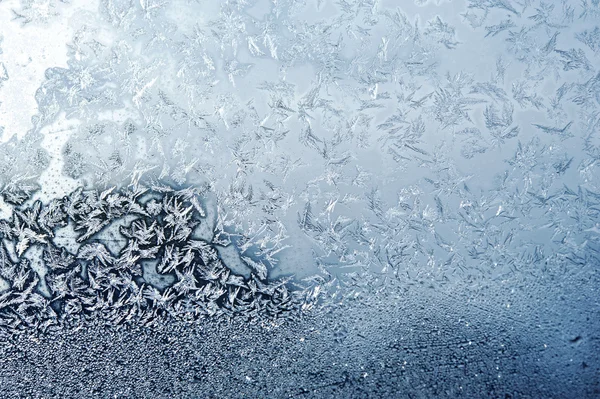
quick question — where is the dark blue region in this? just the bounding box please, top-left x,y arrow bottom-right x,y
0,283 -> 597,398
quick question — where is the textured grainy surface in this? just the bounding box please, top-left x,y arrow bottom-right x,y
1,283 -> 598,398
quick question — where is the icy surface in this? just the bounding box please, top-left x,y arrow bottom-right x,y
0,0 -> 599,397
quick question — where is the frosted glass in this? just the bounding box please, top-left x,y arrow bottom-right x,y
0,0 -> 598,397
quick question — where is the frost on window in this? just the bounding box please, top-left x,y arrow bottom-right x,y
0,0 -> 598,397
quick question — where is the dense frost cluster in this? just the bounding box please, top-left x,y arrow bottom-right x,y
0,184 -> 320,333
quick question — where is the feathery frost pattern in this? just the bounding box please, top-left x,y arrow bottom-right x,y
0,184 -> 321,333
0,0 -> 599,397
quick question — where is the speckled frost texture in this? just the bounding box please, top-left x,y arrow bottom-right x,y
0,0 -> 599,397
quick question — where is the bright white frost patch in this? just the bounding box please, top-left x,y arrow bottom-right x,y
0,0 -> 98,143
